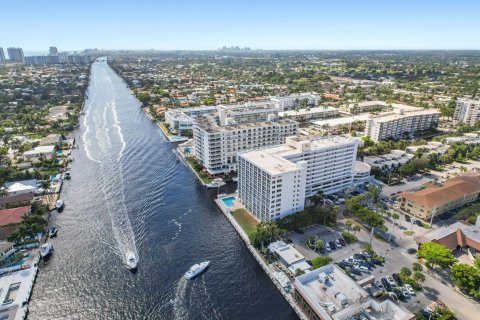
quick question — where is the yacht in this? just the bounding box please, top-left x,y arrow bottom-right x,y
206,178 -> 225,189
184,261 -> 210,279
40,243 -> 53,258
56,200 -> 65,211
64,171 -> 71,180
126,251 -> 138,270
48,227 -> 58,238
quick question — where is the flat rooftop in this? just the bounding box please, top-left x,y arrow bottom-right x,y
275,244 -> 305,266
193,114 -> 297,133
240,150 -> 302,175
279,106 -> 338,117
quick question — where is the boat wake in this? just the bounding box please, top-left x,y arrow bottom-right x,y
170,209 -> 191,240
81,67 -> 138,267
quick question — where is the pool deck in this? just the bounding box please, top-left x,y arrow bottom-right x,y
215,195 -> 308,320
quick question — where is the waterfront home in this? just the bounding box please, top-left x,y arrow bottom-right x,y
0,266 -> 38,320
39,133 -> 62,146
0,206 -> 31,228
23,145 -> 56,161
268,240 -> 311,274
48,105 -> 70,120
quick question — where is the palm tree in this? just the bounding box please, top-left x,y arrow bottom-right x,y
388,213 -> 400,242
345,220 -> 353,233
413,271 -> 426,286
352,225 -> 361,236
412,262 -> 423,273
400,267 -> 412,277
314,239 -> 325,252
41,180 -> 52,202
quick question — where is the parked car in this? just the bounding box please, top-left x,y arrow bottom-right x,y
386,276 -> 396,287
339,238 -> 346,246
388,292 -> 398,301
358,265 -> 370,273
407,248 -> 417,254
415,220 -> 423,227
393,288 -> 405,300
329,241 -> 336,250
360,251 -> 372,258
325,243 -> 331,252
353,254 -> 366,261
335,239 -> 342,247
361,262 -> 374,270
381,278 -> 393,291
404,284 -> 415,296
351,268 -> 363,276
375,281 -> 385,291
400,287 -> 410,298
393,273 -> 403,286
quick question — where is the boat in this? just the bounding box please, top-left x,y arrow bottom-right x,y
206,178 -> 226,189
48,227 -> 58,238
232,177 -> 239,182
64,171 -> 71,180
56,200 -> 64,211
184,261 -> 210,279
40,243 -> 53,258
125,251 -> 138,270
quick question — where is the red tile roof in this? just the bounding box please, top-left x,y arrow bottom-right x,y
0,206 -> 30,227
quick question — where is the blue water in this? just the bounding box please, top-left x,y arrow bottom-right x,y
184,147 -> 193,154
222,196 -> 236,208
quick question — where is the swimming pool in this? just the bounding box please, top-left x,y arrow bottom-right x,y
184,147 -> 193,154
222,196 -> 236,208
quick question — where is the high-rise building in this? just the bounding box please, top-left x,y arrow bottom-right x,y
49,46 -> 58,55
193,116 -> 298,175
453,98 -> 480,126
238,136 -> 360,221
7,47 -> 25,63
0,48 -> 5,64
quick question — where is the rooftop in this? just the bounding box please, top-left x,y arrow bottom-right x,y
416,220 -> 480,246
0,206 -> 30,227
400,173 -> 480,209
240,150 -> 303,175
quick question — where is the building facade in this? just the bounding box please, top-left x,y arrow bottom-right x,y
279,106 -> 339,122
238,136 -> 359,221
164,106 -> 217,134
365,109 -> 440,142
453,98 -> 480,126
0,48 -> 5,64
272,94 -> 320,111
193,117 -> 299,175
7,47 -> 25,63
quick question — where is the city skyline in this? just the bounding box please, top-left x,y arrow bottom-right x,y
3,0 -> 480,51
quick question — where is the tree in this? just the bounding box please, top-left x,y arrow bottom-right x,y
451,263 -> 480,298
314,239 -> 325,252
413,271 -> 426,286
352,225 -> 361,235
295,268 -> 306,277
474,257 -> 480,270
401,267 -> 412,277
311,256 -> 333,269
412,262 -> 423,273
249,222 -> 286,250
345,220 -> 353,232
418,242 -> 457,269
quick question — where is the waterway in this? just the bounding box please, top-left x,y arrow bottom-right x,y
28,59 -> 298,319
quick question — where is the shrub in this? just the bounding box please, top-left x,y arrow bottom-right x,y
310,256 -> 333,270
341,231 -> 357,243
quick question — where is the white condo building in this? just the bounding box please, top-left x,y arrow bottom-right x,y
453,98 -> 480,125
271,94 -> 320,111
365,109 -> 440,142
193,115 -> 298,175
165,106 -> 217,134
238,136 -> 360,221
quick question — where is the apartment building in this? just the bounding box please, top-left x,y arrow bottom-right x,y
238,136 -> 359,221
193,116 -> 298,175
7,47 -> 25,64
398,173 -> 480,221
0,48 -> 5,64
164,105 -> 217,134
271,93 -> 320,111
279,106 -> 339,122
453,98 -> 480,125
365,109 -> 440,142
218,102 -> 278,125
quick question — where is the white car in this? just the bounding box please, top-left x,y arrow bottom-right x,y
335,239 -> 342,247
359,266 -> 370,273
325,243 -> 331,252
386,276 -> 396,286
404,284 -> 415,296
400,287 -> 410,298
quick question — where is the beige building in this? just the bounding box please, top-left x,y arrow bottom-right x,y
398,173 -> 480,220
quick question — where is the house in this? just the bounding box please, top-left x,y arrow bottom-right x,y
48,105 -> 70,120
0,206 -> 30,227
268,240 -> 311,273
0,241 -> 16,262
23,145 -> 56,161
0,181 -> 36,210
39,134 -> 62,146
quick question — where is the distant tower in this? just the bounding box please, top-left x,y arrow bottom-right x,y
49,46 -> 58,55
0,48 -> 5,64
7,47 -> 25,63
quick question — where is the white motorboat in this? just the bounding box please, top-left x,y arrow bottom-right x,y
56,199 -> 64,211
40,243 -> 53,258
206,178 -> 225,189
126,251 -> 138,270
184,261 -> 210,279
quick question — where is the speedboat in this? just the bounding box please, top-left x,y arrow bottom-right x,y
40,243 -> 53,258
126,251 -> 138,270
48,227 -> 58,238
56,200 -> 64,211
64,171 -> 71,180
184,261 -> 210,279
206,178 -> 226,189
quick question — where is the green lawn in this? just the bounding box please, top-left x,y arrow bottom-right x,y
185,156 -> 214,184
232,209 -> 259,236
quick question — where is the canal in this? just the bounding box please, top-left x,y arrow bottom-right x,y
28,59 -> 298,320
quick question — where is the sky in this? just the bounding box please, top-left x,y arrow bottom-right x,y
2,0 -> 480,51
